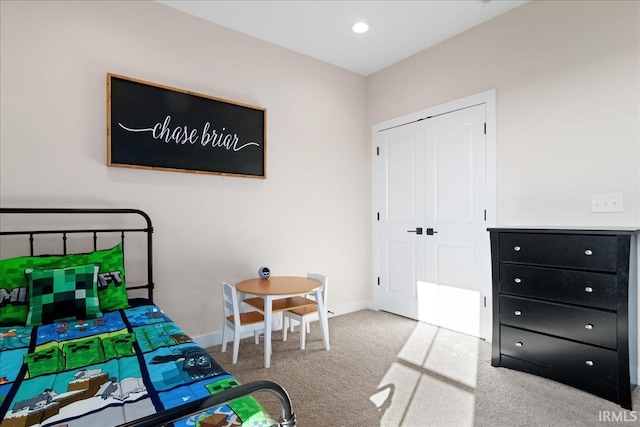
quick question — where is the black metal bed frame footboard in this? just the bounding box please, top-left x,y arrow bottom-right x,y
0,207 -> 155,302
0,207 -> 296,427
117,380 -> 296,427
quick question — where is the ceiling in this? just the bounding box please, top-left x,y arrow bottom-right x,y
156,0 -> 529,76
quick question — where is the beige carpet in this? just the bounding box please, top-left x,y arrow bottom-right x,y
206,309 -> 640,427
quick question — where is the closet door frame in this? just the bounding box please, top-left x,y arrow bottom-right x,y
372,89 -> 497,342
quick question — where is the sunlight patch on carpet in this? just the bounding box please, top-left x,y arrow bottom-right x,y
371,319 -> 480,425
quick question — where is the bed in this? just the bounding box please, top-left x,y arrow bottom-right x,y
0,208 -> 296,427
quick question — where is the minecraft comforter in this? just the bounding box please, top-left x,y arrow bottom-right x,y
0,303 -> 273,427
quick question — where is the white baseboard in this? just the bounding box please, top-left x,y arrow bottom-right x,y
193,330 -> 223,349
192,299 -> 374,349
328,299 -> 375,317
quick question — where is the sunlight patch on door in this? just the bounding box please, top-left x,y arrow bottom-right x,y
417,281 -> 481,337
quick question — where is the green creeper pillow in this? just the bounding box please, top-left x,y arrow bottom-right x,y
24,264 -> 103,326
0,244 -> 129,326
44,244 -> 129,313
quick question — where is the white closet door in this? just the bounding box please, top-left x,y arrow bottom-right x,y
377,104 -> 489,338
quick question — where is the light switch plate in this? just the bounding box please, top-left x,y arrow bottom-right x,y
591,194 -> 623,213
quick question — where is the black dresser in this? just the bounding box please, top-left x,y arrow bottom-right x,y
488,227 -> 638,409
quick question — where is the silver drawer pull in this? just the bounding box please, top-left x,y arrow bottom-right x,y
584,249 -> 593,256
514,246 -> 521,252
514,278 -> 522,284
515,342 -> 523,347
514,311 -> 522,316
585,286 -> 594,293
585,324 -> 594,330
585,360 -> 594,366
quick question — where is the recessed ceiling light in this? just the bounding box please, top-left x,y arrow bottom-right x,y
351,22 -> 370,34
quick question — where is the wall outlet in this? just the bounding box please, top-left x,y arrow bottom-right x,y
591,194 -> 623,213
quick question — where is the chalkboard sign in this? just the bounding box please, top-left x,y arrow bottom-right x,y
107,73 -> 266,178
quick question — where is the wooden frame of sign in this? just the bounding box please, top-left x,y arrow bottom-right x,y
107,73 -> 266,178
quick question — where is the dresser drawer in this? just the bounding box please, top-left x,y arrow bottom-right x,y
500,295 -> 617,349
500,325 -> 618,385
499,233 -> 617,271
499,264 -> 617,310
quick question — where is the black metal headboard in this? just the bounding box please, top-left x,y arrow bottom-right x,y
0,208 -> 155,302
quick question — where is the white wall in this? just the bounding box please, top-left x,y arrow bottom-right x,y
367,0 -> 640,227
0,1 -> 372,337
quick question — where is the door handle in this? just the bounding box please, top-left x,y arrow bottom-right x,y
426,228 -> 438,235
407,227 -> 423,235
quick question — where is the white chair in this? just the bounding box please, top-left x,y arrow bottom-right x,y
221,282 -> 265,364
283,273 -> 328,350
